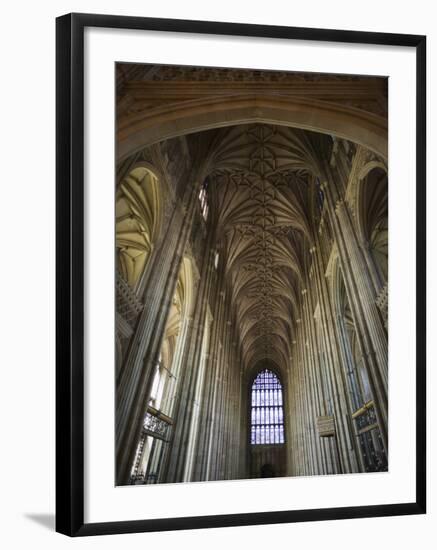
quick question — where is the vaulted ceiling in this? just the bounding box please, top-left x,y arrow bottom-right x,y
117,63 -> 387,380
187,123 -> 333,372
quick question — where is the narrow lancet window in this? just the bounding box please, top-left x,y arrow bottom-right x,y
250,369 -> 285,445
198,183 -> 209,221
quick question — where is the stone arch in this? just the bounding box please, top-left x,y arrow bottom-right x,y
356,165 -> 388,287
160,255 -> 195,378
247,366 -> 288,478
245,362 -> 289,440
117,94 -> 388,162
246,360 -> 286,385
116,165 -> 162,289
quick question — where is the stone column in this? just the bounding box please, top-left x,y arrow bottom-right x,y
294,324 -> 313,475
303,285 -> 335,475
189,252 -> 223,479
310,242 -> 361,473
321,159 -> 388,450
286,362 -> 296,476
237,365 -> 248,479
225,355 -> 242,479
207,285 -> 235,479
116,179 -> 198,485
163,236 -> 216,483
220,322 -> 236,479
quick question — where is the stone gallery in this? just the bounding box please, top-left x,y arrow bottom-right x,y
115,65 -> 388,485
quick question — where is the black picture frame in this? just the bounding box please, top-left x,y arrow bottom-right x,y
56,12 -> 426,537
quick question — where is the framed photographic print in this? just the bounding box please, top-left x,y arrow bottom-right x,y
56,13 -> 426,536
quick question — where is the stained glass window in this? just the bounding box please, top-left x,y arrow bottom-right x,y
250,369 -> 285,445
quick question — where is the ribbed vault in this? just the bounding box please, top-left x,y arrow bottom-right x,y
116,166 -> 160,288
191,123 -> 331,370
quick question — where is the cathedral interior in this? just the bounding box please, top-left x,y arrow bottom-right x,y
115,65 -> 388,485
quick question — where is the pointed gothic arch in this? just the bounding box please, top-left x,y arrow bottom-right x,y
116,165 -> 162,290
250,368 -> 285,446
115,65 -> 389,485
356,165 -> 388,288
118,94 -> 388,161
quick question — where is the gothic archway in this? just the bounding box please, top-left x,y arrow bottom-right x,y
116,165 -> 161,289
357,166 -> 388,288
118,94 -> 388,161
115,65 -> 389,484
248,368 -> 287,478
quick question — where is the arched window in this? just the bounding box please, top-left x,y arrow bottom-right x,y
250,369 -> 285,445
315,177 -> 325,214
198,182 -> 209,221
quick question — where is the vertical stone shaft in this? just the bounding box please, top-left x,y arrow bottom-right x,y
163,232 -> 215,482
321,157 -> 388,449
116,181 -> 198,484
193,265 -> 227,480
310,241 -> 360,473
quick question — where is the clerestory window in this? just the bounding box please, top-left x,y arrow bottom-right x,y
198,185 -> 209,221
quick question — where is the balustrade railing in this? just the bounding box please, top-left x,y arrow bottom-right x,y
129,407 -> 173,484
352,401 -> 387,472
143,406 -> 173,441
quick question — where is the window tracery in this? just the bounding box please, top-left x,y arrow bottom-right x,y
250,369 -> 285,445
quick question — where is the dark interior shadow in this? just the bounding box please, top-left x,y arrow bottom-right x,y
25,513 -> 55,531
